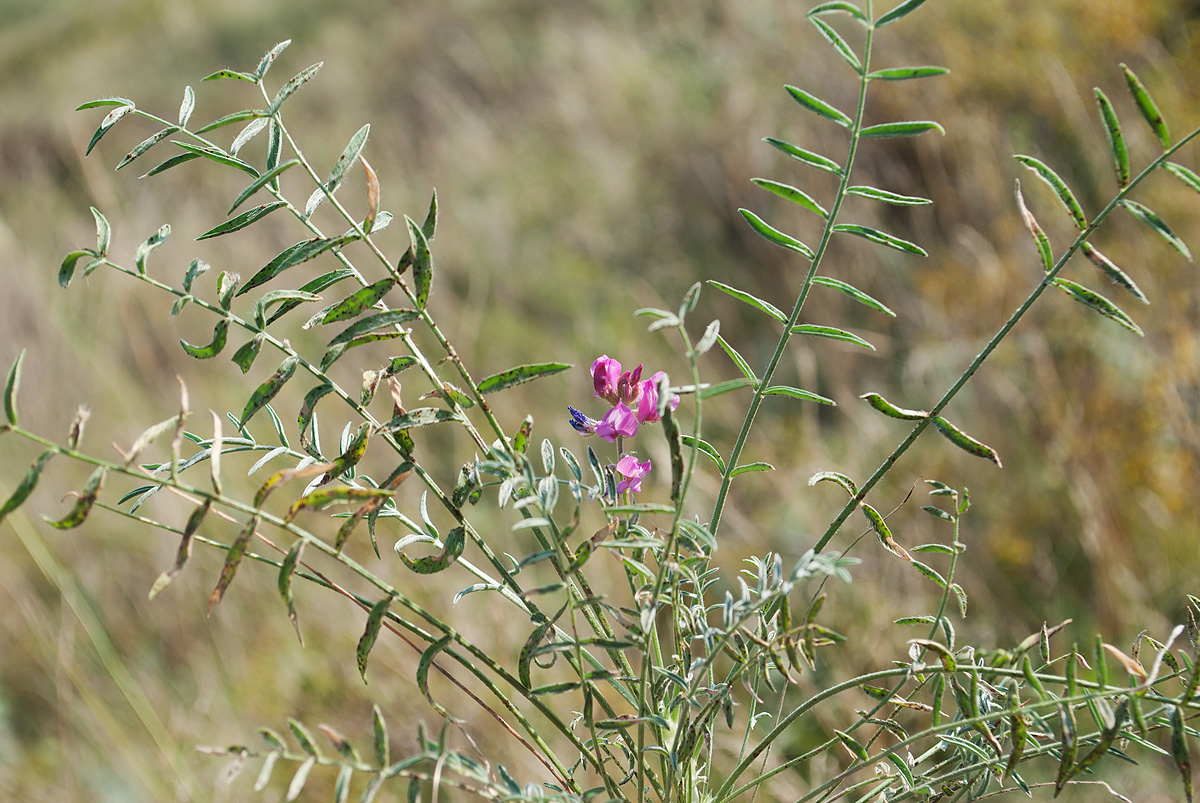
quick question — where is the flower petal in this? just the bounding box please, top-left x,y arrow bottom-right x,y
596,402 -> 638,442
615,453 -> 651,494
592,355 -> 621,403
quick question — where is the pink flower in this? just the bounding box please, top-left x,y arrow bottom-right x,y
591,355 -> 647,409
636,371 -> 680,424
595,402 -> 638,443
592,355 -> 623,404
614,454 -> 651,494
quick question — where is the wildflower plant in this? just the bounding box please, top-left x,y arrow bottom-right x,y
2,0 -> 1199,801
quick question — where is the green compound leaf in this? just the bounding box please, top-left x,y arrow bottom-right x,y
228,159 -> 301,214
115,127 -> 180,170
477,362 -> 572,394
1014,154 -> 1087,230
327,309 -> 420,347
422,189 -> 439,241
1054,704 -> 1079,795
135,224 -> 170,274
1081,242 -> 1148,304
730,461 -> 774,477
809,17 -> 862,73
791,324 -> 875,350
326,123 -> 369,199
1120,199 -> 1192,259
740,209 -> 815,258
180,318 -> 230,359
812,276 -> 895,316
239,235 -> 360,296
416,633 -> 456,721
266,270 -> 354,326
835,730 -> 870,762
357,595 -> 394,683
240,356 -> 299,427
44,465 -> 106,529
875,0 -> 931,27
140,152 -> 202,178
911,560 -> 947,588
182,258 -> 209,293
785,85 -> 852,128
930,416 -> 1003,466
85,102 -> 133,156
405,216 -> 434,309
867,66 -> 949,80
862,503 -> 911,560
253,289 -> 322,329
230,117 -> 269,156
380,408 -> 462,433
1121,63 -> 1169,149
231,335 -> 265,374
193,109 -> 261,134
201,69 -> 256,83
372,705 -> 389,766
90,207 -> 111,256
808,1 -> 868,23
171,141 -> 260,178
860,392 -> 927,420
75,96 -> 135,110
256,39 -> 291,81
763,385 -> 836,405
833,223 -> 926,255
681,435 -> 726,474
206,515 -> 258,616
1052,278 -> 1144,336
809,470 -> 858,497
715,335 -> 760,388
763,137 -> 843,175
149,498 -> 211,601
860,120 -> 944,138
271,63 -> 323,113
707,280 -> 786,323
277,539 -> 304,641
178,85 -> 195,127
320,277 -> 396,324
4,349 -> 25,426
0,450 -> 55,525
846,185 -> 931,205
398,526 -> 466,574
285,486 -> 391,524
58,250 -> 94,289
1094,88 -> 1130,188
1164,161 -> 1200,195
1015,179 -> 1053,272
197,201 -> 287,240
751,178 -> 828,218
1168,704 -> 1193,803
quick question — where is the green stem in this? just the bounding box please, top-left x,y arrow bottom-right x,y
811,121 -> 1200,555
708,15 -> 876,536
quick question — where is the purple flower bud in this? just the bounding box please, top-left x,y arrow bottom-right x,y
568,406 -> 598,435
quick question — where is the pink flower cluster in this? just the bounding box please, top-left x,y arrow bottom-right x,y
568,355 -> 679,496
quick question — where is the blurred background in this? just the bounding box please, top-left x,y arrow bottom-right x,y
0,0 -> 1197,799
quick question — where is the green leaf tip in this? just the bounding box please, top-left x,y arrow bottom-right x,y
4,349 -> 25,426
1120,63 -> 1170,149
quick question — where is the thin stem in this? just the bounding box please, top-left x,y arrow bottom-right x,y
812,121 -> 1200,555
709,16 -> 876,536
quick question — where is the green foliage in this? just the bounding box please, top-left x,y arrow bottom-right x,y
1,2 -> 1198,801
